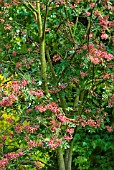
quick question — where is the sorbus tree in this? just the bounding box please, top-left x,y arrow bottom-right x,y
0,0 -> 114,170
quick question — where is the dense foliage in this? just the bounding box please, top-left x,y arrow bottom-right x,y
0,0 -> 114,170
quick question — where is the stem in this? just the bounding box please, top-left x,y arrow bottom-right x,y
78,90 -> 85,115
73,94 -> 79,108
64,149 -> 69,169
65,90 -> 79,170
46,48 -> 66,112
36,1 -> 49,94
64,4 -> 75,45
57,147 -> 65,170
73,16 -> 78,35
46,48 -> 57,81
92,63 -> 95,88
67,140 -> 74,170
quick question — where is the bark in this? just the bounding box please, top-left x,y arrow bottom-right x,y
57,147 -> 65,170
64,149 -> 69,169
64,140 -> 74,170
36,1 -> 49,94
67,140 -> 74,170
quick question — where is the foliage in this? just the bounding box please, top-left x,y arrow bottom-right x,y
0,0 -> 114,170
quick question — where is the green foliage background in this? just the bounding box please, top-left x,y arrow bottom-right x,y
0,0 -> 114,169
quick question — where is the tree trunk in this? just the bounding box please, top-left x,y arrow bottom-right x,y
36,1 -> 49,94
64,139 -> 74,170
67,140 -> 74,170
64,149 -> 69,169
57,147 -> 65,170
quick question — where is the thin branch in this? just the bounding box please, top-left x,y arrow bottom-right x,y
64,4 -> 75,46
42,0 -> 49,40
57,44 -> 85,84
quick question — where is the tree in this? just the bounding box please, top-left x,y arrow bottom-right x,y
0,0 -> 114,170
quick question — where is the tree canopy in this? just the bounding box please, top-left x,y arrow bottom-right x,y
0,0 -> 114,170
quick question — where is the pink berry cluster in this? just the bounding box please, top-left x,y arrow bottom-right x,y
66,128 -> 74,134
30,89 -> 44,98
58,83 -> 67,89
28,140 -> 43,149
12,81 -> 20,94
4,24 -> 12,30
46,102 -> 60,113
35,102 -> 60,113
0,151 -> 23,169
35,105 -> 47,112
88,44 -> 113,64
20,78 -> 29,87
49,87 -> 60,94
106,125 -> 113,132
108,94 -> 114,107
64,135 -> 73,142
28,140 -> 38,149
5,151 -> 23,159
0,78 -> 31,107
54,0 -> 66,7
64,128 -> 75,142
80,72 -> 88,77
52,54 -> 61,62
71,78 -> 79,83
48,136 -> 62,150
56,114 -> 70,123
0,94 -> 17,107
80,117 -> 101,128
0,158 -> 9,169
50,119 -> 61,132
24,125 -> 39,134
14,123 -> 23,133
